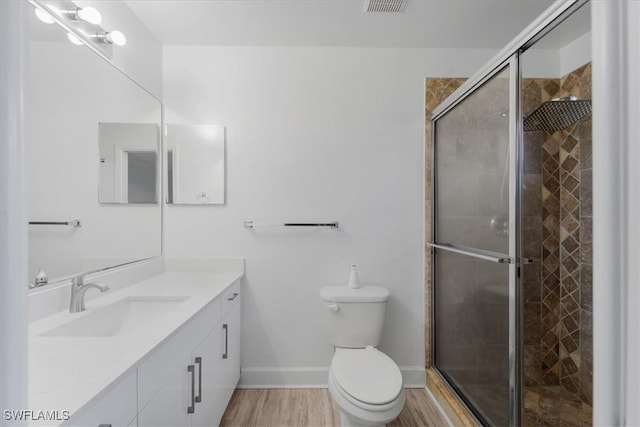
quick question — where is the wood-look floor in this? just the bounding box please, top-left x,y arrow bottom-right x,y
220,388 -> 450,427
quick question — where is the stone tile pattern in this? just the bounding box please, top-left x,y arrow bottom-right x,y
576,63 -> 593,407
524,63 -> 592,405
424,78 -> 466,368
521,79 -> 545,387
523,385 -> 592,427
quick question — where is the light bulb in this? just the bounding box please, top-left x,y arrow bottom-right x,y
34,8 -> 55,24
106,31 -> 126,46
75,7 -> 101,25
67,32 -> 83,46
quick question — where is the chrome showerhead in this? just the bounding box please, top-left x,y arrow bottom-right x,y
523,95 -> 592,132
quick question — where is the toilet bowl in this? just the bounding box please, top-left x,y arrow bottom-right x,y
328,347 -> 405,427
320,283 -> 405,426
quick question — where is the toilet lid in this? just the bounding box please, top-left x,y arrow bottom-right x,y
331,348 -> 402,405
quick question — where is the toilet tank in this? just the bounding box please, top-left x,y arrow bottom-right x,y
320,285 -> 390,348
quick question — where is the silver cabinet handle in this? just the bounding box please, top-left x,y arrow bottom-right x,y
222,324 -> 228,359
427,242 -> 513,264
195,357 -> 202,403
187,364 -> 195,414
227,292 -> 239,301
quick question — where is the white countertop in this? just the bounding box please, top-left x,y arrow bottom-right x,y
28,269 -> 243,426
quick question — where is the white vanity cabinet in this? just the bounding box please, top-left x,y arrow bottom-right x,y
219,297 -> 241,410
192,326 -> 225,427
137,353 -> 193,427
64,369 -> 138,427
138,281 -> 241,427
29,266 -> 246,427
198,287 -> 241,426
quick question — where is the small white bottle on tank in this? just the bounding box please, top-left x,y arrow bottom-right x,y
347,264 -> 361,289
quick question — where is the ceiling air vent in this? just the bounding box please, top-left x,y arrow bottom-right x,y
363,0 -> 407,13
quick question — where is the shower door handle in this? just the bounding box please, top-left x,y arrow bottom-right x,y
427,243 -> 513,264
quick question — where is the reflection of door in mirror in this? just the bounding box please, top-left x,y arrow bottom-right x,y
99,123 -> 159,204
166,124 -> 225,205
127,152 -> 157,203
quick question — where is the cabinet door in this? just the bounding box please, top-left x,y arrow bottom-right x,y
65,370 -> 137,427
220,301 -> 241,405
192,326 -> 225,427
138,355 -> 194,427
137,299 -> 221,412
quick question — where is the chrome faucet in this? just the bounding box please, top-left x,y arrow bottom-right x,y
69,274 -> 109,313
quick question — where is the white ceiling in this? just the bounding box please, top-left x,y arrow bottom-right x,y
124,0 -> 558,49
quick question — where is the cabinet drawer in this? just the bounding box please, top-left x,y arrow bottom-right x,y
221,281 -> 241,316
138,297 -> 221,411
64,370 -> 137,427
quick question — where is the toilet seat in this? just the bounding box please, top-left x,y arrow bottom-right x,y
330,347 -> 403,407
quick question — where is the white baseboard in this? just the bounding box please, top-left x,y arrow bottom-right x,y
238,366 -> 426,389
238,367 -> 328,388
400,367 -> 427,387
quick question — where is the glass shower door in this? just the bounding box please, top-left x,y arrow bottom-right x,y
431,60 -> 518,426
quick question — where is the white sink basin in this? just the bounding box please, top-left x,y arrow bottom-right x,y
40,296 -> 189,337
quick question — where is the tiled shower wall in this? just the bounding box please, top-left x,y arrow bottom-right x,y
521,63 -> 592,405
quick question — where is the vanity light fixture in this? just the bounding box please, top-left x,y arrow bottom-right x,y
67,32 -> 84,46
96,30 -> 127,46
29,0 -> 124,58
66,6 -> 102,25
34,7 -> 56,24
45,4 -> 102,25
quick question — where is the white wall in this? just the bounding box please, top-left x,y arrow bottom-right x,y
521,48 -> 559,78
162,46 -> 496,386
592,0 -> 640,423
0,1 -> 28,421
521,30 -> 592,80
559,31 -> 591,76
622,2 -> 640,421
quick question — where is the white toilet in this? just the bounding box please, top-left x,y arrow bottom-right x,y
320,285 -> 405,427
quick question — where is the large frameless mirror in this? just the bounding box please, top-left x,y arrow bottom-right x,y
27,3 -> 162,285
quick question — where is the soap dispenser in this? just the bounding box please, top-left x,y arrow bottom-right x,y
347,264 -> 361,289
